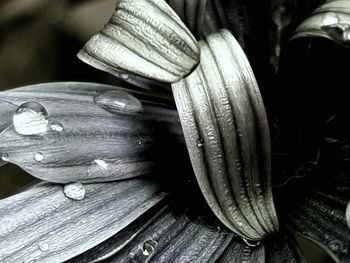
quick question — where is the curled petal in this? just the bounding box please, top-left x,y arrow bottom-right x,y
0,179 -> 167,263
172,29 -> 278,241
292,0 -> 350,47
78,0 -> 200,85
0,82 -> 185,183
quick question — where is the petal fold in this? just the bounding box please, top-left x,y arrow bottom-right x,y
78,0 -> 200,85
172,29 -> 278,241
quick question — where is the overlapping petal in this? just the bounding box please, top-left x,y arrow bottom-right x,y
0,82 -> 185,183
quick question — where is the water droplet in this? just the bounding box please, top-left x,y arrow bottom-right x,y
346,202 -> 350,230
94,91 -> 143,115
237,221 -> 243,227
88,159 -> 109,179
196,138 -> 204,148
329,240 -> 344,252
1,153 -> 9,162
120,73 -> 129,80
34,152 -> 44,162
322,12 -> 339,27
242,238 -> 260,247
13,102 -> 49,135
50,122 -> 63,132
38,241 -> 49,252
94,159 -> 109,169
142,239 -> 157,256
64,182 -> 86,201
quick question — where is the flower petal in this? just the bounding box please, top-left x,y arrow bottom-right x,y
0,179 -> 167,263
292,0 -> 350,48
172,29 -> 278,240
69,201 -> 305,263
78,0 -> 200,85
0,82 -> 185,183
286,142 -> 350,262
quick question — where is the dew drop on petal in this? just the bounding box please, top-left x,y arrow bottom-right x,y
329,240 -> 345,253
242,238 -> 260,247
64,182 -> 86,201
196,138 -> 204,148
1,153 -> 9,162
94,90 -> 143,115
38,241 -> 49,252
120,73 -> 129,80
142,239 -> 157,256
322,12 -> 339,27
88,159 -> 109,179
13,102 -> 49,135
50,122 -> 63,132
34,152 -> 44,162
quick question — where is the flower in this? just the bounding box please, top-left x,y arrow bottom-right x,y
0,0 -> 349,262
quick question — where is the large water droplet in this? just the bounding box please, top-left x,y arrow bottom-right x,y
142,239 -> 157,256
1,153 -> 9,162
13,102 -> 49,135
34,152 -> 44,162
64,182 -> 86,201
50,122 -> 63,132
322,12 -> 339,27
94,90 -> 143,115
38,241 -> 49,252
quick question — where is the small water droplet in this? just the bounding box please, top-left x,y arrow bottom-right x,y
94,159 -> 109,169
142,239 -> 157,256
88,159 -> 109,179
13,102 -> 49,135
94,91 -> 143,115
322,12 -> 339,27
1,153 -> 9,162
196,138 -> 204,148
329,240 -> 344,252
64,182 -> 86,201
120,73 -> 129,80
50,122 -> 63,132
34,152 -> 44,162
242,238 -> 260,247
237,221 -> 243,227
38,241 -> 49,252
